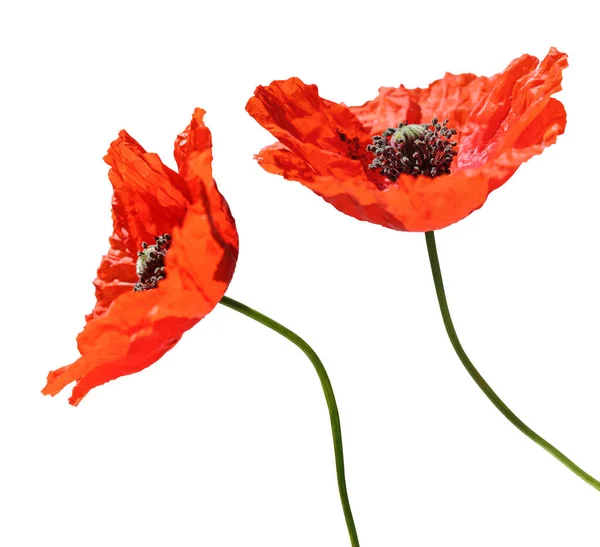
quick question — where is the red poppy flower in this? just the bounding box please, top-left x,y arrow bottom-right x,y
246,48 -> 567,232
42,108 -> 239,406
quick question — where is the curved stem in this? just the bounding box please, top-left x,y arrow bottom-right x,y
219,295 -> 360,547
425,231 -> 600,491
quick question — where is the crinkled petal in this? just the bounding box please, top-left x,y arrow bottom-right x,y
256,143 -> 490,231
247,78 -> 375,181
43,289 -> 201,406
255,143 -> 316,182
173,108 -> 239,292
459,48 -> 567,170
104,131 -> 191,252
247,78 -> 367,151
89,132 -> 192,320
483,97 -> 567,192
173,108 -> 212,203
44,111 -> 238,405
349,73 -> 487,137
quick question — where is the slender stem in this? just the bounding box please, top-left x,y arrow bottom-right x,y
425,230 -> 600,491
219,295 -> 360,547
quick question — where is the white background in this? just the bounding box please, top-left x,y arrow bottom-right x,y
1,1 -> 599,545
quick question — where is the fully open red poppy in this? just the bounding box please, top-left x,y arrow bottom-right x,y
246,48 -> 567,232
43,109 -> 239,406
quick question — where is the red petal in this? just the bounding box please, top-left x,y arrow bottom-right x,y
174,108 -> 212,203
89,132 -> 192,321
173,108 -> 239,291
44,111 -> 238,405
459,48 -> 568,191
104,131 -> 191,252
349,73 -> 486,137
247,78 -> 373,180
256,143 -> 316,182
256,145 -> 490,231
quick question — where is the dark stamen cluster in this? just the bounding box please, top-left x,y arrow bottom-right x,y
367,118 -> 457,181
133,234 -> 172,292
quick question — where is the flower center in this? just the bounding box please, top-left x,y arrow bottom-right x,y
366,118 -> 457,181
133,234 -> 172,292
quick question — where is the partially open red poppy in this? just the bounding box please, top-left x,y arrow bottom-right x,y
246,48 -> 567,232
43,109 -> 239,405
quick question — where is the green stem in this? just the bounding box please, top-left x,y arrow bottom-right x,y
219,295 -> 360,547
425,230 -> 600,491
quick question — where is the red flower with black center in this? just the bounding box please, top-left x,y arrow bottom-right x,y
40,108 -> 362,541
42,108 -> 239,406
245,48 -> 600,493
246,48 -> 567,232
